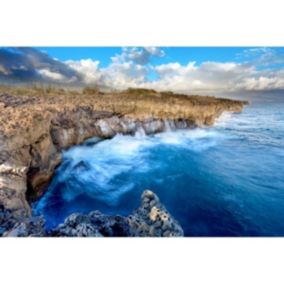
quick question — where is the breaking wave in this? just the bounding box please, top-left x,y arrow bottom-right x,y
34,94 -> 284,236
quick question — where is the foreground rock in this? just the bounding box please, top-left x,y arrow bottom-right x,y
51,212 -> 128,237
0,202 -> 45,236
1,190 -> 184,237
0,88 -> 247,217
128,190 -> 184,237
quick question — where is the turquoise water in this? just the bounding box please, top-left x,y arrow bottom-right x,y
34,92 -> 284,236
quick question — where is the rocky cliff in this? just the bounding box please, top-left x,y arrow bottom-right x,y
0,87 -> 247,236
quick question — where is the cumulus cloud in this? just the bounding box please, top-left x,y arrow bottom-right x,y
101,62 -> 148,89
0,47 -> 81,84
65,58 -> 148,89
65,47 -> 161,89
66,59 -> 101,85
37,69 -> 67,81
144,60 -> 284,92
1,46 -> 284,93
111,47 -> 165,65
148,61 -> 256,92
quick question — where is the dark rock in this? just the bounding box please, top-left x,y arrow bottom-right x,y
1,190 -> 183,237
0,204 -> 19,236
2,215 -> 45,237
73,160 -> 91,171
128,190 -> 184,237
0,90 -> 246,217
51,211 -> 130,237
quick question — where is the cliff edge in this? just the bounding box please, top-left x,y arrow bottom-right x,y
0,87 -> 247,223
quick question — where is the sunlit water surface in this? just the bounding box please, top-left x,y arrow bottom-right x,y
34,92 -> 284,236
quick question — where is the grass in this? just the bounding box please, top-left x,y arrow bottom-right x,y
0,85 -> 247,139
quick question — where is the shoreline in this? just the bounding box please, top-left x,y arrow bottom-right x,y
0,88 -> 247,236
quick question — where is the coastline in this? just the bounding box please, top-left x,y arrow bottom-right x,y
0,88 -> 247,236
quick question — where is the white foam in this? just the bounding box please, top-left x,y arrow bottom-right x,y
42,126 -> 228,207
215,111 -> 233,126
134,126 -> 146,137
55,134 -> 154,205
154,128 -> 225,151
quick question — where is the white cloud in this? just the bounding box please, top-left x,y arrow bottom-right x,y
145,61 -> 254,92
101,62 -> 148,89
66,59 -> 101,85
62,57 -> 284,92
32,47 -> 284,93
38,69 -> 68,82
235,71 -> 284,90
65,58 -> 148,90
143,61 -> 284,92
111,47 -> 165,65
62,48 -> 164,89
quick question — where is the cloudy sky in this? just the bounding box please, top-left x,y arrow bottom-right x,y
0,47 -> 284,93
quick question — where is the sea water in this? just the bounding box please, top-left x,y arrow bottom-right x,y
34,92 -> 284,236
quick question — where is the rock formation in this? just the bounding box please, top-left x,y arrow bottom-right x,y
128,190 -> 184,237
1,190 -> 184,237
0,87 -> 247,236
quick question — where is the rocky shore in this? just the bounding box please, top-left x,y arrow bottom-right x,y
0,87 -> 247,236
1,190 -> 184,237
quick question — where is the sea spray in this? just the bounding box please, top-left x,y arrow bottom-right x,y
34,97 -> 284,236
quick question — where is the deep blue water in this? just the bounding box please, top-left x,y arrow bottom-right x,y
34,92 -> 284,236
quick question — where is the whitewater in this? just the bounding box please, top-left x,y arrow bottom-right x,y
34,92 -> 284,236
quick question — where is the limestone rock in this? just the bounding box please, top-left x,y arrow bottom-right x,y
43,190 -> 183,237
0,204 -> 45,237
0,89 -> 247,223
51,212 -> 129,237
128,190 -> 184,237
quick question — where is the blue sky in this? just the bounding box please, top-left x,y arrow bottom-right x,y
1,47 -> 284,92
38,47 -> 284,67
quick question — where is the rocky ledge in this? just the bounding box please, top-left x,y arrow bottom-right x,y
1,190 -> 184,237
0,87 -> 247,236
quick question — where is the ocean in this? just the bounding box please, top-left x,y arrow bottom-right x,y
34,92 -> 284,236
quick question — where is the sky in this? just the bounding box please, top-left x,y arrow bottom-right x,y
1,47 -> 284,93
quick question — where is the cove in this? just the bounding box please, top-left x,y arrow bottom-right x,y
34,93 -> 284,236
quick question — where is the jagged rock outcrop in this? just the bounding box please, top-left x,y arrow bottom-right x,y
51,212 -> 129,237
0,201 -> 45,236
0,88 -> 247,220
2,217 -> 46,237
128,190 -> 184,237
1,190 -> 184,237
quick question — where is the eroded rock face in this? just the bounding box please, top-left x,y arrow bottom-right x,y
0,201 -> 45,237
128,190 -> 184,237
1,190 -> 183,237
2,217 -> 46,237
0,164 -> 31,217
0,91 -> 247,218
51,212 -> 129,237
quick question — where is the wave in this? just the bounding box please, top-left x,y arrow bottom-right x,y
35,127 -> 227,214
33,100 -> 284,235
